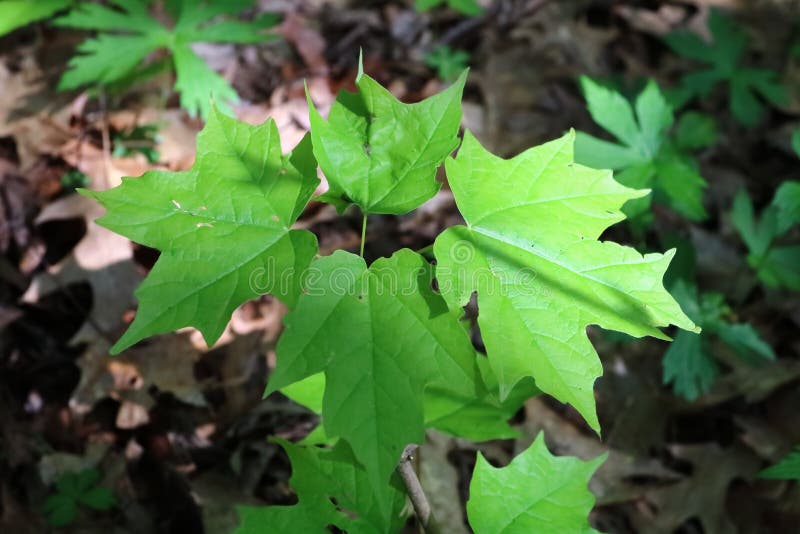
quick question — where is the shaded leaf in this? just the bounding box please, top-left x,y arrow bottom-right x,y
435,130 -> 697,431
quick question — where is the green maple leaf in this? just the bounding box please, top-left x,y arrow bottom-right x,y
414,0 -> 483,17
434,130 -> 698,432
83,107 -> 319,353
55,0 -> 279,118
466,433 -> 606,533
662,280 -> 774,400
234,440 -> 407,534
0,0 -> 70,36
760,448 -> 800,480
664,9 -> 786,125
265,248 -> 489,512
575,77 -> 709,227
281,356 -> 536,446
732,182 -> 800,291
425,45 -> 471,81
308,61 -> 467,214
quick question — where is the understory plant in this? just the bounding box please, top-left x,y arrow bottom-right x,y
731,181 -> 800,291
663,9 -> 786,126
0,0 -> 279,119
575,77 -> 712,231
662,280 -> 774,400
83,62 -> 698,531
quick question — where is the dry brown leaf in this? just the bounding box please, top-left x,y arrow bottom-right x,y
22,194 -> 142,346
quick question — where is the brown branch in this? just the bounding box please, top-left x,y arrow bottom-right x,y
397,445 -> 441,534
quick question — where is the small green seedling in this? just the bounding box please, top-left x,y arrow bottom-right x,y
0,0 -> 70,36
54,0 -> 279,119
43,468 -> 116,527
575,77 -> 712,231
663,280 -> 775,400
731,181 -> 800,291
760,448 -> 800,480
663,9 -> 786,126
425,45 -> 470,81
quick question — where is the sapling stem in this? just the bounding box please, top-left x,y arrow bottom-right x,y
360,213 -> 368,257
397,445 -> 441,534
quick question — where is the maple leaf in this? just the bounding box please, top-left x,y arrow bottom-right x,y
308,61 -> 467,215
265,249 -> 489,512
234,439 -> 408,534
664,9 -> 786,126
434,130 -> 698,431
466,433 -> 605,533
575,77 -> 709,226
0,0 -> 69,36
82,107 -> 320,353
55,0 -> 279,118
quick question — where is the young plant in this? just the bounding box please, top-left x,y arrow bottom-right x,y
731,181 -> 800,291
84,63 -> 697,530
663,9 -> 786,126
425,45 -> 470,81
414,0 -> 483,17
0,0 -> 70,36
54,0 -> 279,119
575,77 -> 712,231
43,468 -> 116,527
662,280 -> 774,400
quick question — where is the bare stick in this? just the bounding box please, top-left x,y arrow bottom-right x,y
397,445 -> 440,534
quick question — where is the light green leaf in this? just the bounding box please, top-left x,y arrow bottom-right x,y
0,0 -> 70,36
435,131 -> 698,431
55,0 -> 272,118
467,433 -> 605,533
792,129 -> 800,158
576,77 -> 707,221
234,440 -> 408,534
414,0 -> 483,16
172,44 -> 240,119
760,449 -> 800,480
580,77 -> 642,150
266,248 -> 485,511
573,132 -> 645,170
83,107 -> 319,353
308,63 -> 467,214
